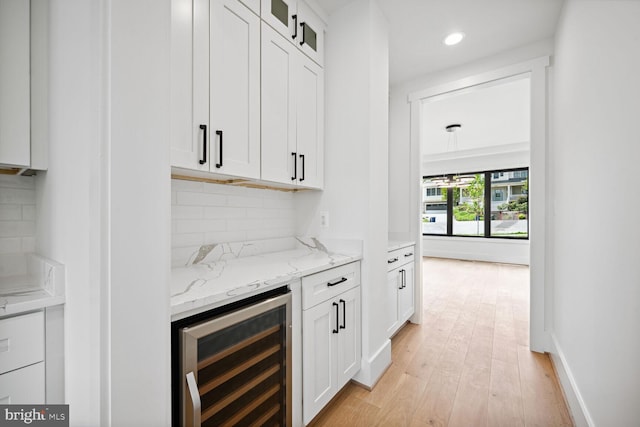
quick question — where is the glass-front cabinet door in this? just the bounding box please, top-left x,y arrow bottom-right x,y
261,0 -> 297,42
261,0 -> 325,67
296,0 -> 324,66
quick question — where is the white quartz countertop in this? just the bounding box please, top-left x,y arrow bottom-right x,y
388,240 -> 415,252
0,254 -> 65,317
171,238 -> 362,320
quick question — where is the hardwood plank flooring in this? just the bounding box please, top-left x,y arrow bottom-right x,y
309,257 -> 572,427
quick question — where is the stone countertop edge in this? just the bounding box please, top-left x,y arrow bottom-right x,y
170,252 -> 362,321
388,241 -> 416,252
0,254 -> 66,318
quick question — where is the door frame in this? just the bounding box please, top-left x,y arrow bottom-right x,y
408,56 -> 550,352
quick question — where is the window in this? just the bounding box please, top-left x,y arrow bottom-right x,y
422,168 -> 528,239
421,177 -> 448,235
425,187 -> 442,197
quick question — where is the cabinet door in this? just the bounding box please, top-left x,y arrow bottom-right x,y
261,0 -> 297,42
0,0 -> 30,168
303,300 -> 337,425
398,262 -> 415,323
171,0 -> 209,171
210,0 -> 261,179
261,24 -> 297,184
295,55 -> 324,189
336,286 -> 361,388
296,1 -> 324,67
385,270 -> 400,337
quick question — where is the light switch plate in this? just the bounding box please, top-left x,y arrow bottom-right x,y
320,211 -> 329,228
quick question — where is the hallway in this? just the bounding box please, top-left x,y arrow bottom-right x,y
310,258 -> 572,426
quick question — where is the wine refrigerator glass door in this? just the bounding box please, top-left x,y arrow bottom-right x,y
180,292 -> 292,426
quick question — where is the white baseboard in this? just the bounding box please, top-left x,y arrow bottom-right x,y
352,339 -> 391,389
549,333 -> 594,427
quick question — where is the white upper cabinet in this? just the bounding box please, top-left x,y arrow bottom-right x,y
0,0 -> 48,171
209,0 -> 261,179
261,24 -> 297,184
261,23 -> 324,189
261,0 -> 325,67
294,55 -> 323,188
171,0 -> 324,187
171,0 -> 261,179
0,0 -> 30,168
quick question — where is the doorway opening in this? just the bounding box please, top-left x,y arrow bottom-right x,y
408,57 -> 550,352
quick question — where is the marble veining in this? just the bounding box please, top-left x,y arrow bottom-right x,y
171,237 -> 362,320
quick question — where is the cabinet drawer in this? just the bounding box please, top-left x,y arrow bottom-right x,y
302,262 -> 360,310
0,311 -> 45,375
0,361 -> 45,404
387,246 -> 415,271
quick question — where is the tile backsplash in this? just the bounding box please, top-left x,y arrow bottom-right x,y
171,179 -> 296,267
0,175 -> 36,277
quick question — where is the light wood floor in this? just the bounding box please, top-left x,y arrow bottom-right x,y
309,257 -> 573,427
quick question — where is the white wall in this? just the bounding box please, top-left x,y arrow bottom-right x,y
36,1 -> 172,425
550,1 -> 640,425
296,0 -> 390,388
0,175 -> 36,277
108,0 -> 171,425
36,1 -> 102,424
171,179 -> 296,266
423,237 -> 529,265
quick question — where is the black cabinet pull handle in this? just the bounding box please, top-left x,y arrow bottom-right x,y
399,269 -> 404,289
387,257 -> 398,264
292,14 -> 298,39
402,269 -> 407,289
299,21 -> 305,46
332,302 -> 339,334
340,299 -> 346,330
299,154 -> 305,181
291,152 -> 297,180
327,277 -> 347,287
215,130 -> 223,168
199,124 -> 207,165
404,252 -> 413,257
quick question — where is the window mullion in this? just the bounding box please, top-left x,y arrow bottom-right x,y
447,186 -> 453,236
484,172 -> 491,237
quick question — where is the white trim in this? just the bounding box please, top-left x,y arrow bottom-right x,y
408,56 -> 549,102
549,333 -> 594,427
409,55 -> 551,352
352,338 -> 391,389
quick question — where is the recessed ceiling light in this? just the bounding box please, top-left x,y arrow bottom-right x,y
443,32 -> 465,46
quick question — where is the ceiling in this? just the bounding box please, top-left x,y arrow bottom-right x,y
421,76 -> 530,156
314,0 -> 564,84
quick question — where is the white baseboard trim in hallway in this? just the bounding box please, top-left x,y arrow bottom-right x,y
549,333 -> 594,427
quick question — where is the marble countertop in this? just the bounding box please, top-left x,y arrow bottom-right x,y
171,237 -> 362,321
388,240 -> 416,252
0,254 -> 65,317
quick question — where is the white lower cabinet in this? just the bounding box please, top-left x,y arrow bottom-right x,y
302,262 -> 361,425
0,311 -> 45,404
0,362 -> 45,404
386,245 -> 416,338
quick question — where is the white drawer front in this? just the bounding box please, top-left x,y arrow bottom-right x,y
387,246 -> 415,271
0,361 -> 45,404
302,262 -> 360,310
0,311 -> 45,375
